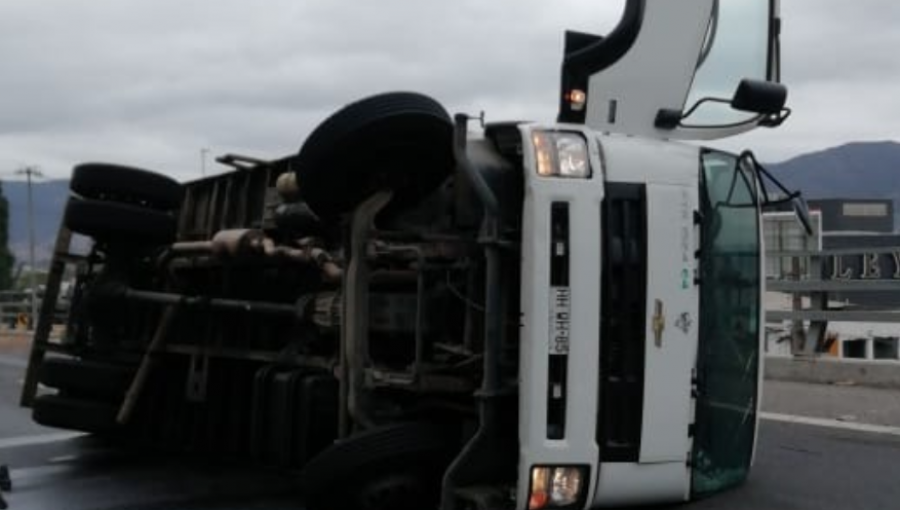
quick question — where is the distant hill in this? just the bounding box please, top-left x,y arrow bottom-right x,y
3,141 -> 900,268
767,141 -> 900,200
4,179 -> 70,268
767,141 -> 900,230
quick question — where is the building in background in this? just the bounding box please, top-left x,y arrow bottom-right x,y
813,199 -> 900,309
810,198 -> 894,234
764,198 -> 900,361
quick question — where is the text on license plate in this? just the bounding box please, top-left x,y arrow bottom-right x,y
549,287 -> 571,355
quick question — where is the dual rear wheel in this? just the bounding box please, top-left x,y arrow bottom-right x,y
64,163 -> 182,245
32,357 -> 134,433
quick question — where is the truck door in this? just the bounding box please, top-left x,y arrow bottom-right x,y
691,150 -> 763,495
638,181 -> 700,464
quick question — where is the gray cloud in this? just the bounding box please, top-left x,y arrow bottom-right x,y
0,0 -> 896,182
722,0 -> 900,159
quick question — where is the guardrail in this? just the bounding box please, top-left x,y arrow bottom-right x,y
0,291 -> 68,330
766,246 -> 900,361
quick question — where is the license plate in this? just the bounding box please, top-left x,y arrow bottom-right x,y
549,287 -> 571,355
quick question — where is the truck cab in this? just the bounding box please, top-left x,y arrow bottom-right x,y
518,1 -> 788,506
21,1 -> 804,509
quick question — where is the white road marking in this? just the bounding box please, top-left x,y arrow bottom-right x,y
761,412 -> 900,437
0,431 -> 85,450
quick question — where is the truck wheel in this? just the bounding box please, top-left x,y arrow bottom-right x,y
295,92 -> 455,220
299,423 -> 454,510
71,163 -> 183,210
32,395 -> 119,433
65,197 -> 177,244
39,357 -> 135,401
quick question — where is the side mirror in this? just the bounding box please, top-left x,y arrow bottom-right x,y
731,79 -> 787,115
655,79 -> 790,130
791,195 -> 814,237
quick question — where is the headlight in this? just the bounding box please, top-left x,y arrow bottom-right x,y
533,132 -> 591,179
528,466 -> 588,509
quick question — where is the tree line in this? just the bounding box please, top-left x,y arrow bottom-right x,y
0,181 -> 15,290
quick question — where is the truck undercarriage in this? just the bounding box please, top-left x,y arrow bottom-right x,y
23,95 -> 528,510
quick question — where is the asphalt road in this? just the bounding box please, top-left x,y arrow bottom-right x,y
1,421 -> 897,510
687,420 -> 900,510
763,379 -> 900,426
0,343 -> 51,439
1,436 -> 301,510
2,343 -> 899,510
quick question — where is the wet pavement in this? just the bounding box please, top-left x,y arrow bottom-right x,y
0,336 -> 52,439
1,421 -> 897,510
2,341 -> 899,509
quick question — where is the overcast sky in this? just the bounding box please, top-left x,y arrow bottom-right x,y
1,0 -> 898,181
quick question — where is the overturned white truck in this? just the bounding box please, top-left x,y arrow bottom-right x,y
22,1 -> 810,509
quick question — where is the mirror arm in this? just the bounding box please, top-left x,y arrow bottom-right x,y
760,107 -> 791,128
655,97 -> 731,129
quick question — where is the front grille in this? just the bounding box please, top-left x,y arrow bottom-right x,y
598,183 -> 648,462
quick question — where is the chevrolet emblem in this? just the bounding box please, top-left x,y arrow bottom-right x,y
652,299 -> 665,348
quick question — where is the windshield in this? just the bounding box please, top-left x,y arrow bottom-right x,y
692,150 -> 762,495
682,0 -> 773,127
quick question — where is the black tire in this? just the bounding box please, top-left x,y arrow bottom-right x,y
39,357 -> 135,401
295,92 -> 455,220
65,197 -> 177,244
299,423 -> 454,510
71,163 -> 183,210
32,395 -> 119,433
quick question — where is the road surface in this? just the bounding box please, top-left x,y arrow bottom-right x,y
2,342 -> 899,509
1,420 -> 897,510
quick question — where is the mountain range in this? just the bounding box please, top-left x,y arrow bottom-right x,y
766,141 -> 900,230
4,141 -> 900,269
4,179 -> 69,270
766,141 -> 900,201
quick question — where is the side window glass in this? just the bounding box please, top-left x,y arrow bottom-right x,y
693,151 -> 762,496
682,0 -> 772,127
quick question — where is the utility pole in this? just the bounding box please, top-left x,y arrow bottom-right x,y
15,166 -> 43,330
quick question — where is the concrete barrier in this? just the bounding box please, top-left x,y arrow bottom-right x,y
765,356 -> 900,389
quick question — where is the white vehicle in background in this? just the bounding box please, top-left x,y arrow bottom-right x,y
22,1 -> 810,509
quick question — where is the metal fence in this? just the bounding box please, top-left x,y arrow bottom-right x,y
765,246 -> 900,361
0,290 -> 69,331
